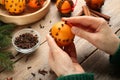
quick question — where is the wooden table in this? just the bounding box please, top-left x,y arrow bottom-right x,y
0,0 -> 120,80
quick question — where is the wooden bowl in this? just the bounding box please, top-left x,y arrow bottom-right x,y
0,0 -> 51,25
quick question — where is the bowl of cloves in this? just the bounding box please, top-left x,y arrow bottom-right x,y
12,28 -> 40,54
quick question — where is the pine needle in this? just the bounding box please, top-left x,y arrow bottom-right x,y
0,52 -> 13,70
0,23 -> 15,49
0,34 -> 11,49
0,21 -> 15,70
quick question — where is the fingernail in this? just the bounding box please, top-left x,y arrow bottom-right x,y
62,17 -> 67,21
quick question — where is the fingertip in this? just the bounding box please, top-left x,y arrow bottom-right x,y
46,34 -> 49,40
46,33 -> 52,38
62,17 -> 67,21
46,34 -> 53,41
46,34 -> 54,46
46,34 -> 59,51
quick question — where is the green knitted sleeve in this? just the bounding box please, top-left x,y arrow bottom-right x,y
109,43 -> 120,65
57,73 -> 94,80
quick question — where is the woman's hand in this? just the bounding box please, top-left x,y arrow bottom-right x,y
46,34 -> 84,77
63,16 -> 120,55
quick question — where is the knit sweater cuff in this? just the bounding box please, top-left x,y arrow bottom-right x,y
109,37 -> 120,65
57,73 -> 94,80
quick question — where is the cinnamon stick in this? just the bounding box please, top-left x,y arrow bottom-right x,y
91,12 -> 99,17
90,9 -> 110,21
82,5 -> 91,16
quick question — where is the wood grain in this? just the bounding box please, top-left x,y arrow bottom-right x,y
0,0 -> 120,80
81,27 -> 120,80
0,1 -> 86,80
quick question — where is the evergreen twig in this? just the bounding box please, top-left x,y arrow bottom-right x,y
0,52 -> 13,70
0,21 -> 15,70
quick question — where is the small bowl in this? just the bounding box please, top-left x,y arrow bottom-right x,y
0,0 -> 50,25
12,29 -> 40,54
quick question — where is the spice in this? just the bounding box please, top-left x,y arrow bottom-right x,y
49,69 -> 55,74
79,5 -> 110,21
25,54 -> 31,62
39,24 -> 44,28
50,20 -> 52,23
91,12 -> 99,17
27,26 -> 32,28
38,69 -> 48,76
65,21 -> 67,24
90,9 -> 110,21
6,77 -> 13,80
27,66 -> 31,70
14,33 -> 38,49
82,5 -> 91,16
31,73 -> 35,77
77,9 -> 83,16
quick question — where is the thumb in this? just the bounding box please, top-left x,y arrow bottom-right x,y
71,27 -> 94,40
46,34 -> 65,59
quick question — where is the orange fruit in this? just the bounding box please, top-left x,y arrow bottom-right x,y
85,0 -> 105,11
56,0 -> 73,16
50,21 -> 75,47
27,0 -> 45,9
5,0 -> 26,14
0,0 -> 5,5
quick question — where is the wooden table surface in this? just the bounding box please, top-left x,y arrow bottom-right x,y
0,0 -> 120,80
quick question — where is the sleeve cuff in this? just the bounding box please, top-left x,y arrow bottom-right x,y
57,73 -> 94,80
109,37 -> 120,65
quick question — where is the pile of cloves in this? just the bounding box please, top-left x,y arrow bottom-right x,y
14,33 -> 38,49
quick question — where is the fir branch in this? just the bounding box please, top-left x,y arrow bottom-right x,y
0,21 -> 5,26
0,21 -> 16,70
0,24 -> 15,32
0,34 -> 11,48
0,52 -> 13,70
0,23 -> 15,49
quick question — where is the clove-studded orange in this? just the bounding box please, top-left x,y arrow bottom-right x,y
56,0 -> 74,16
27,0 -> 45,9
50,21 -> 75,47
5,0 -> 26,14
85,0 -> 105,11
0,0 -> 5,5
